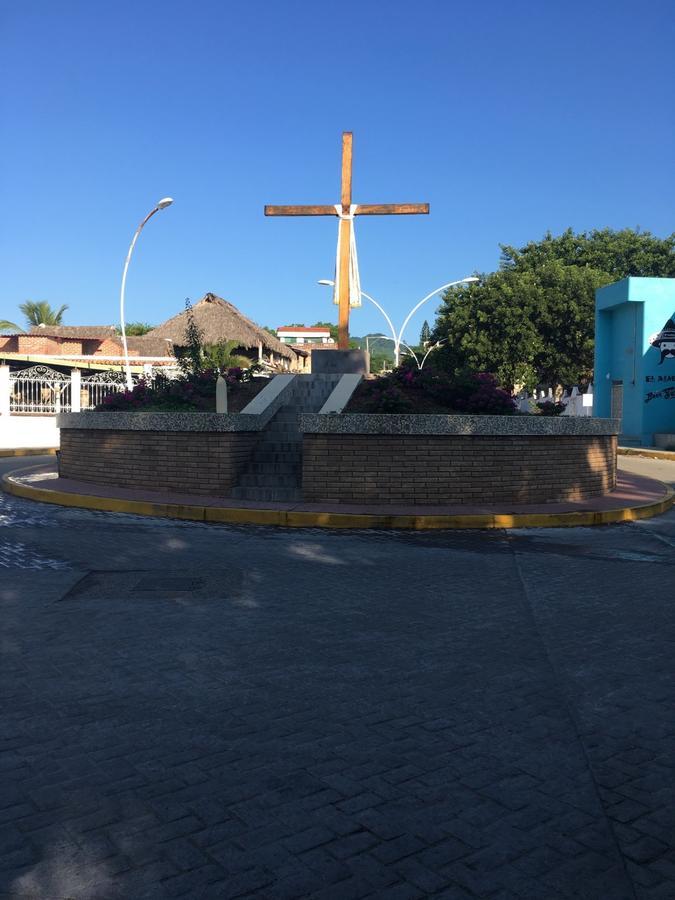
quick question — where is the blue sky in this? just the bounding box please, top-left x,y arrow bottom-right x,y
1,0 -> 673,341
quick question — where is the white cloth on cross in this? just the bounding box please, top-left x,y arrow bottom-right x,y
332,204 -> 362,309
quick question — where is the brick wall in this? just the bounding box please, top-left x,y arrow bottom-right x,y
0,336 -> 17,352
16,335 -> 76,355
60,429 -> 258,496
302,434 -> 617,505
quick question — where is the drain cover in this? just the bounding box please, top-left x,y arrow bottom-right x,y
61,570 -> 238,602
134,576 -> 205,593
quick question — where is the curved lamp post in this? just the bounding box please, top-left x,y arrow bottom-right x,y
120,197 -> 174,389
318,277 -> 478,367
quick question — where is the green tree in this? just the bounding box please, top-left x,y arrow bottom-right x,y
202,340 -> 251,370
312,321 -> 338,342
419,320 -> 431,347
19,301 -> 68,327
0,320 -> 22,332
116,321 -> 155,336
173,299 -> 205,376
433,228 -> 675,389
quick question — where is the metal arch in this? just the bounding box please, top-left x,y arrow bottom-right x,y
81,370 -> 128,384
11,365 -> 69,381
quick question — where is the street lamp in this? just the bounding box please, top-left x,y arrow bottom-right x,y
318,277 -> 478,366
120,198 -> 174,389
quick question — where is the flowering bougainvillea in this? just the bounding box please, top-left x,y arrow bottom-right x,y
97,366 -> 260,412
349,361 -> 518,415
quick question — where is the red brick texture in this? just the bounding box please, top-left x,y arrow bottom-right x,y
302,434 -> 618,505
60,429 -> 258,496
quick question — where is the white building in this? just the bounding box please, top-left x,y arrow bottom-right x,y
276,326 -> 335,346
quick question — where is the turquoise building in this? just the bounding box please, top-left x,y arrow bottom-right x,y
594,277 -> 675,446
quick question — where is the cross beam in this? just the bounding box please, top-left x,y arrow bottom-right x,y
265,132 -> 429,349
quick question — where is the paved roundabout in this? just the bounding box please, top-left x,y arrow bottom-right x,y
1,454 -> 675,899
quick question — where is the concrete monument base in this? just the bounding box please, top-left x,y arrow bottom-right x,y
311,349 -> 370,375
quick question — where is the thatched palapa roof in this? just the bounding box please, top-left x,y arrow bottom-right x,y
147,293 -> 293,360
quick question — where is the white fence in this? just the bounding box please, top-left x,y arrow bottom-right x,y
0,365 -> 145,417
517,384 -> 594,416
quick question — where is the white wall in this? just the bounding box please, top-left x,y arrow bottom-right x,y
0,415 -> 60,449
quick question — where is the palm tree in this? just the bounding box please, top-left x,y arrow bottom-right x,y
0,320 -> 22,332
19,301 -> 68,327
202,340 -> 252,370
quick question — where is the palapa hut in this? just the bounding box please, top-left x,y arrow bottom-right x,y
145,293 -> 299,370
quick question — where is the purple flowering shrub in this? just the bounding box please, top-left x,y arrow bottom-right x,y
97,366 -> 257,412
350,361 -> 517,415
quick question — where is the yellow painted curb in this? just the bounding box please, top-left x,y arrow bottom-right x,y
2,468 -> 673,530
0,447 -> 58,458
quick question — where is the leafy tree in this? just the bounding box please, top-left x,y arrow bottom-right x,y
419,320 -> 431,347
173,300 -> 251,375
116,321 -> 155,336
173,299 -> 205,376
312,321 -> 338,342
202,340 -> 251,370
19,301 -> 68,327
500,227 -> 675,278
432,228 -> 675,389
0,320 -> 22,332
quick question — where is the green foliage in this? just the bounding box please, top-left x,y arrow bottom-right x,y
350,361 -> 517,415
172,300 -> 252,378
536,400 -> 566,416
499,227 -> 675,278
419,320 -> 431,346
116,322 -> 155,336
19,301 -> 68,327
0,320 -> 22,332
432,228 -> 675,389
202,340 -> 251,370
313,320 -> 338,342
173,299 -> 207,376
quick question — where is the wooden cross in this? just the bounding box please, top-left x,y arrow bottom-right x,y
265,132 -> 429,349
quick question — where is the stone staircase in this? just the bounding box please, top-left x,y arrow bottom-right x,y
230,374 -> 340,502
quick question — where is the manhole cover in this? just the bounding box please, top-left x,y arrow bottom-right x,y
60,570 -> 240,602
134,576 -> 205,593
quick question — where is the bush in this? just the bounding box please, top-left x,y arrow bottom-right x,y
97,367 -> 258,412
349,362 -> 517,415
536,400 -> 566,416
354,382 -> 414,413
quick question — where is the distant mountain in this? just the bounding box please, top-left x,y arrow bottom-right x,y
351,334 -> 395,360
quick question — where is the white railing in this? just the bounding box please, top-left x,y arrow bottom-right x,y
79,370 -> 129,410
517,384 -> 594,416
9,366 -> 72,414
2,365 -> 145,416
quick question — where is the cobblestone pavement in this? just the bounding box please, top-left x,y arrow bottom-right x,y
1,456 -> 674,899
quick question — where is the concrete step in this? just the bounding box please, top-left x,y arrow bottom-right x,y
230,486 -> 303,502
247,462 -> 301,475
236,474 -> 299,488
252,443 -> 302,454
250,452 -> 302,463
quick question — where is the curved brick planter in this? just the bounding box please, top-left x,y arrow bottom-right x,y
300,414 -> 621,505
57,412 -> 260,496
57,409 -> 620,507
